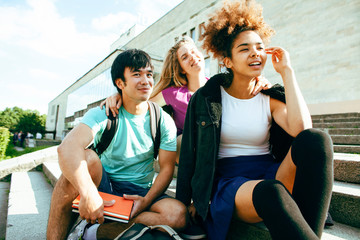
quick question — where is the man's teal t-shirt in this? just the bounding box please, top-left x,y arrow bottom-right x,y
81,106 -> 177,188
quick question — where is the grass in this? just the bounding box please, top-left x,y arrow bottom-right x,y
1,143 -> 53,161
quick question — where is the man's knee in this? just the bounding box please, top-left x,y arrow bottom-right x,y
85,149 -> 101,167
169,200 -> 187,229
157,199 -> 187,229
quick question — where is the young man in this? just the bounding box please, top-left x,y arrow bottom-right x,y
47,49 -> 187,240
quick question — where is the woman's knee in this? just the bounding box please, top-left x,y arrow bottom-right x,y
291,128 -> 333,167
253,180 -> 289,202
252,180 -> 291,216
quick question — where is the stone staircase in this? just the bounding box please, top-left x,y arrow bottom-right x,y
1,113 -> 360,239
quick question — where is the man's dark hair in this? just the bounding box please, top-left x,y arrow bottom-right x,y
111,49 -> 154,94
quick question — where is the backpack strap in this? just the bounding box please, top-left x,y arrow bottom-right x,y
92,113 -> 118,156
149,225 -> 183,240
148,101 -> 161,159
90,102 -> 159,158
114,223 -> 183,240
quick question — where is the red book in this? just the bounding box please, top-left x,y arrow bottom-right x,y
72,191 -> 133,223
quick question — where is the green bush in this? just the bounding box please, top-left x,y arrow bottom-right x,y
0,127 -> 10,160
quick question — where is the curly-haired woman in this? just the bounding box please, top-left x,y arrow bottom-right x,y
176,1 -> 333,239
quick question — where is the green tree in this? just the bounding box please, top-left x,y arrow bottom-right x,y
16,110 -> 46,135
0,107 -> 46,135
0,107 -> 24,132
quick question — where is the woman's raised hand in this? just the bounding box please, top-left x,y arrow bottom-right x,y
99,93 -> 122,117
265,47 -> 292,75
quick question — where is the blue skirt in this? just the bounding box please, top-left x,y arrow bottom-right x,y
204,154 -> 280,240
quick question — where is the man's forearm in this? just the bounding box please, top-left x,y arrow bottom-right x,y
146,167 -> 173,203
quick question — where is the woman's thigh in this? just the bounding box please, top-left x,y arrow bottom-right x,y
275,147 -> 296,194
234,150 -> 297,223
234,179 -> 263,223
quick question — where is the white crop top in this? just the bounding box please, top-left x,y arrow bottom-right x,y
218,86 -> 272,158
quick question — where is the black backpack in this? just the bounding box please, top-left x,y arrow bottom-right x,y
89,101 -> 161,159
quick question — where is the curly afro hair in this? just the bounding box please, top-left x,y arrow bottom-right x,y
201,0 -> 275,60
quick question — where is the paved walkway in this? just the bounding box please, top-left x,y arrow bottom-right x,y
13,146 -> 24,152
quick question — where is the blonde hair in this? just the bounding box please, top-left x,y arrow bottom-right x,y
151,36 -> 196,98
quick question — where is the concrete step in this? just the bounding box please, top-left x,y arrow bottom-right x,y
313,117 -> 360,123
312,112 -> 360,120
331,135 -> 360,145
227,219 -> 360,240
334,153 -> 360,183
330,181 -> 360,228
42,160 -> 62,187
334,144 -> 360,154
326,128 -> 360,135
6,171 -> 53,240
313,122 -> 360,128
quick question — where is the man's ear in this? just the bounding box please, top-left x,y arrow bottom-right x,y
115,78 -> 124,89
223,57 -> 233,69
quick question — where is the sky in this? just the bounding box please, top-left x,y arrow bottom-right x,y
0,0 -> 183,115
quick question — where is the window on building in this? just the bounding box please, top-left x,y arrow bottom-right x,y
51,105 -> 55,115
182,32 -> 187,37
66,68 -> 116,118
199,22 -> 205,40
190,28 -> 196,41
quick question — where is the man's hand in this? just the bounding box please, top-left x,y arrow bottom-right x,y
78,190 -> 115,224
124,194 -> 150,219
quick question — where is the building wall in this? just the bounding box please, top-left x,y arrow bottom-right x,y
110,24 -> 146,52
122,0 -> 360,113
257,0 -> 360,114
46,0 -> 360,139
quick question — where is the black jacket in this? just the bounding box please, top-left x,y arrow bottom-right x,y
175,73 -> 294,220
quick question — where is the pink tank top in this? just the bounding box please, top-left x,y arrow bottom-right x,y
162,85 -> 192,135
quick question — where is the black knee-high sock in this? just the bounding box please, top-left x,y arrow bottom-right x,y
291,128 -> 333,236
253,180 -> 319,240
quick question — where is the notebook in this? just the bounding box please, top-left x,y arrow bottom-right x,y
72,191 -> 133,223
